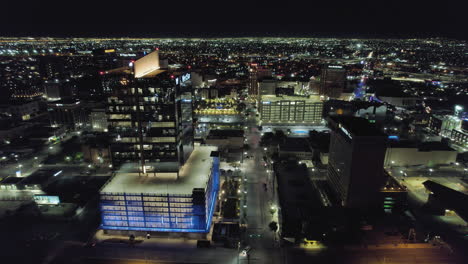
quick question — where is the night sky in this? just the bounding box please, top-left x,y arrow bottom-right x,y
2,1 -> 467,39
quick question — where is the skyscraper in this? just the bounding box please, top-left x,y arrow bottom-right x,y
327,116 -> 387,208
106,50 -> 193,174
100,51 -> 219,235
320,65 -> 346,99
248,63 -> 259,99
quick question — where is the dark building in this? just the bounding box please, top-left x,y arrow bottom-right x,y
47,99 -> 86,130
106,51 -> 194,172
43,79 -> 74,101
327,116 -> 387,208
92,48 -> 119,71
38,56 -> 66,80
380,171 -> 408,214
320,65 -> 346,99
248,63 -> 259,98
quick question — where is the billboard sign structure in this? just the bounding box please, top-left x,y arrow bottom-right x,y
34,195 -> 60,205
134,51 -> 160,78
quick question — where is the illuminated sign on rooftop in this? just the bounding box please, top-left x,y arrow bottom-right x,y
134,51 -> 160,78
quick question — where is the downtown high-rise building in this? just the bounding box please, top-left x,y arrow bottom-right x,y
106,51 -> 194,173
327,116 -> 387,208
320,65 -> 346,99
100,51 -> 220,234
248,63 -> 259,98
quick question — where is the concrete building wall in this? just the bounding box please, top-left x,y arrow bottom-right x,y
384,148 -> 457,167
278,150 -> 313,160
259,80 -> 277,95
378,96 -> 420,107
320,152 -> 329,165
205,137 -> 244,149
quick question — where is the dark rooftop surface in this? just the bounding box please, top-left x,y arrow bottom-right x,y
20,169 -> 56,185
1,177 -> 23,184
389,140 -> 455,151
423,180 -> 468,221
207,129 -> 244,139
47,98 -> 81,105
328,116 -> 385,137
280,138 -> 312,153
28,125 -> 63,138
381,172 -> 407,193
276,162 -> 322,237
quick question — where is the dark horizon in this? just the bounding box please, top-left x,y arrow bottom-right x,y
1,24 -> 466,40
2,0 -> 467,40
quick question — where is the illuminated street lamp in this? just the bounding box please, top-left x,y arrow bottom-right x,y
454,105 -> 463,116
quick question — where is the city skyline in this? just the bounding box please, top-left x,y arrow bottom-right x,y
0,33 -> 466,264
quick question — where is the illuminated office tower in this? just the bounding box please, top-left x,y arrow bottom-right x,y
106,51 -> 193,173
327,116 -> 387,208
248,63 -> 259,98
320,65 -> 346,99
100,51 -> 219,235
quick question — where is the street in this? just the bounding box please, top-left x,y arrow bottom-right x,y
241,123 -> 283,264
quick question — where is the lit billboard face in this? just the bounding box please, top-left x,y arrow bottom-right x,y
34,195 -> 60,205
134,51 -> 160,78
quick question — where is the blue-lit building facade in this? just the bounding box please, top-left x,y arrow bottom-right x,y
99,153 -> 219,233
100,51 -> 219,234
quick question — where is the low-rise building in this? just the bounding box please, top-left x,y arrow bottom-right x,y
0,100 -> 41,121
279,138 -> 313,160
48,99 -> 86,129
82,136 -> 111,166
90,109 -> 108,132
205,129 -> 244,150
450,129 -> 467,147
260,95 -> 323,125
99,146 -> 219,235
385,141 -> 457,167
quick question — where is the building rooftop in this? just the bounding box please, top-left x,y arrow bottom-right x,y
207,129 -> 244,139
47,99 -> 81,106
280,138 -> 312,153
20,169 -> 57,185
328,116 -> 386,137
101,146 -> 217,195
389,140 -> 455,151
261,94 -> 322,103
1,177 -> 23,184
381,172 -> 407,193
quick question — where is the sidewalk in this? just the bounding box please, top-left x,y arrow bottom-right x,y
94,229 -> 198,249
345,243 -> 446,250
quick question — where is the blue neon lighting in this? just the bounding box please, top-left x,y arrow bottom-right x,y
99,156 -> 220,233
293,130 -> 308,134
388,135 -> 399,140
